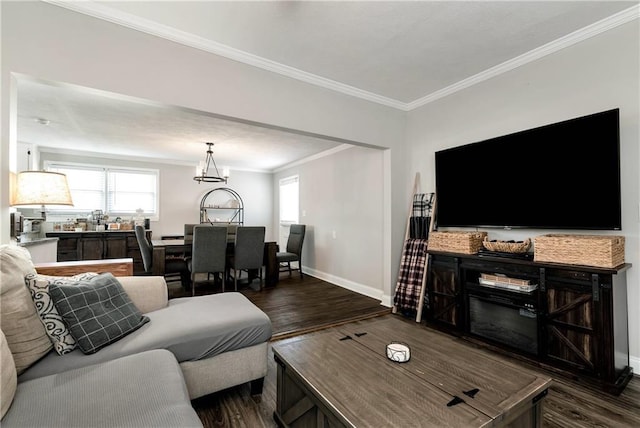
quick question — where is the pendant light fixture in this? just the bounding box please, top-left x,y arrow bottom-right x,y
193,142 -> 228,184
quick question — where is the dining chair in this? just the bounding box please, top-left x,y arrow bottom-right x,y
227,226 -> 265,291
183,223 -> 199,258
276,224 -> 306,278
134,225 -> 188,286
187,225 -> 228,296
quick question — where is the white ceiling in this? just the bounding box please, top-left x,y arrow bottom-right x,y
17,78 -> 348,171
17,0 -> 638,171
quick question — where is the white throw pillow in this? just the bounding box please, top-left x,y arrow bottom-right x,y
24,272 -> 98,355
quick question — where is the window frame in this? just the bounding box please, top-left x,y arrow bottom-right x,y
44,160 -> 160,219
279,175 -> 299,225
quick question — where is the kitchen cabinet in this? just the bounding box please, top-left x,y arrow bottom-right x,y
80,236 -> 104,260
46,230 -> 149,274
105,235 -> 128,258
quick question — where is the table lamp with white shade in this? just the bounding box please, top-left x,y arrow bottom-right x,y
10,171 -> 74,220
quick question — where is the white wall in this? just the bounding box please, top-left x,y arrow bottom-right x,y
2,0 -> 636,368
274,146 -> 386,302
0,1 -> 405,298
405,21 -> 640,372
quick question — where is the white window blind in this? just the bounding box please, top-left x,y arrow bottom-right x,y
107,169 -> 157,214
45,162 -> 158,216
48,164 -> 105,212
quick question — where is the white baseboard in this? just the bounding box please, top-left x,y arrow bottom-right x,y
301,267 -> 393,308
630,355 -> 639,375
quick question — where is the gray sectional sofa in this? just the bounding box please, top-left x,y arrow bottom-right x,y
0,245 -> 272,427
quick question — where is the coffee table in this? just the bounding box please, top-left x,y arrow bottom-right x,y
272,315 -> 551,427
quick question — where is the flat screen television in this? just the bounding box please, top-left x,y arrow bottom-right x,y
434,108 -> 621,230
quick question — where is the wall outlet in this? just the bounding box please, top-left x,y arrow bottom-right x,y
332,230 -> 336,239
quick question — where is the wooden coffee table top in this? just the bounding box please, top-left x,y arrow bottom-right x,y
272,315 -> 551,427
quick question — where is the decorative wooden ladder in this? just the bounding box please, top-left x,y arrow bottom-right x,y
392,173 -> 435,322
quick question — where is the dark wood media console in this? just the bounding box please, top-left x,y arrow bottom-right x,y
426,250 -> 632,395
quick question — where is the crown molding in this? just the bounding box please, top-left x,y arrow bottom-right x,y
406,4 -> 640,110
45,1 -> 639,112
43,0 -> 406,110
273,144 -> 353,173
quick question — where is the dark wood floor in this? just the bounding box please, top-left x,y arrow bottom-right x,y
173,274 -> 640,427
167,272 -> 390,340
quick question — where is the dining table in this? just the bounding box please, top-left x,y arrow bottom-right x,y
151,238 -> 279,287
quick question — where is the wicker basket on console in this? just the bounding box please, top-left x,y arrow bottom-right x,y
427,231 -> 487,254
482,237 -> 531,254
534,234 -> 625,268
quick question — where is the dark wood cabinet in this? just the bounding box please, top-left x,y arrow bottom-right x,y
80,236 -> 104,260
425,251 -> 632,395
56,235 -> 80,261
542,266 -> 630,389
46,231 -> 147,275
426,254 -> 461,329
105,235 -> 128,259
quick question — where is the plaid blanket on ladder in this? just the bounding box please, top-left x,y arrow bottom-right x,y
394,238 -> 429,313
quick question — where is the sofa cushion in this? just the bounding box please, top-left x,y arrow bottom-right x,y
1,349 -> 202,427
24,272 -> 98,355
49,273 -> 150,354
19,292 -> 272,382
116,276 -> 168,313
0,245 -> 52,374
0,330 -> 17,419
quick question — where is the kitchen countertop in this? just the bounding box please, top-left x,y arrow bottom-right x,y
46,230 -> 137,234
17,237 -> 59,247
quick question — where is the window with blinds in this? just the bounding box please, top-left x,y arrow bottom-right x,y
279,175 -> 299,225
279,175 -> 299,247
45,162 -> 159,216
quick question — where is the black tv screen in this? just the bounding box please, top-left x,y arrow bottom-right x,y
434,109 -> 621,230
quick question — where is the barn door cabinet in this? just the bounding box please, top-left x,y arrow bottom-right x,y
424,251 -> 632,394
425,254 -> 462,330
541,266 -> 630,391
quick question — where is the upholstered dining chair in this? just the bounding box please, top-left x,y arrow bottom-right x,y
134,225 -> 188,286
185,223 -> 234,257
183,223 -> 200,258
186,225 -> 228,296
227,226 -> 265,291
276,224 -> 306,278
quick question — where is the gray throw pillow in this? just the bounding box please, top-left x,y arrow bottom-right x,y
24,272 -> 99,355
49,273 -> 149,354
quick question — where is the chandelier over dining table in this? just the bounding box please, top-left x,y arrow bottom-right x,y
193,142 -> 229,184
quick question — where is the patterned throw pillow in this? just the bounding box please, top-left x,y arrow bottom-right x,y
49,273 -> 150,355
24,272 -> 99,355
